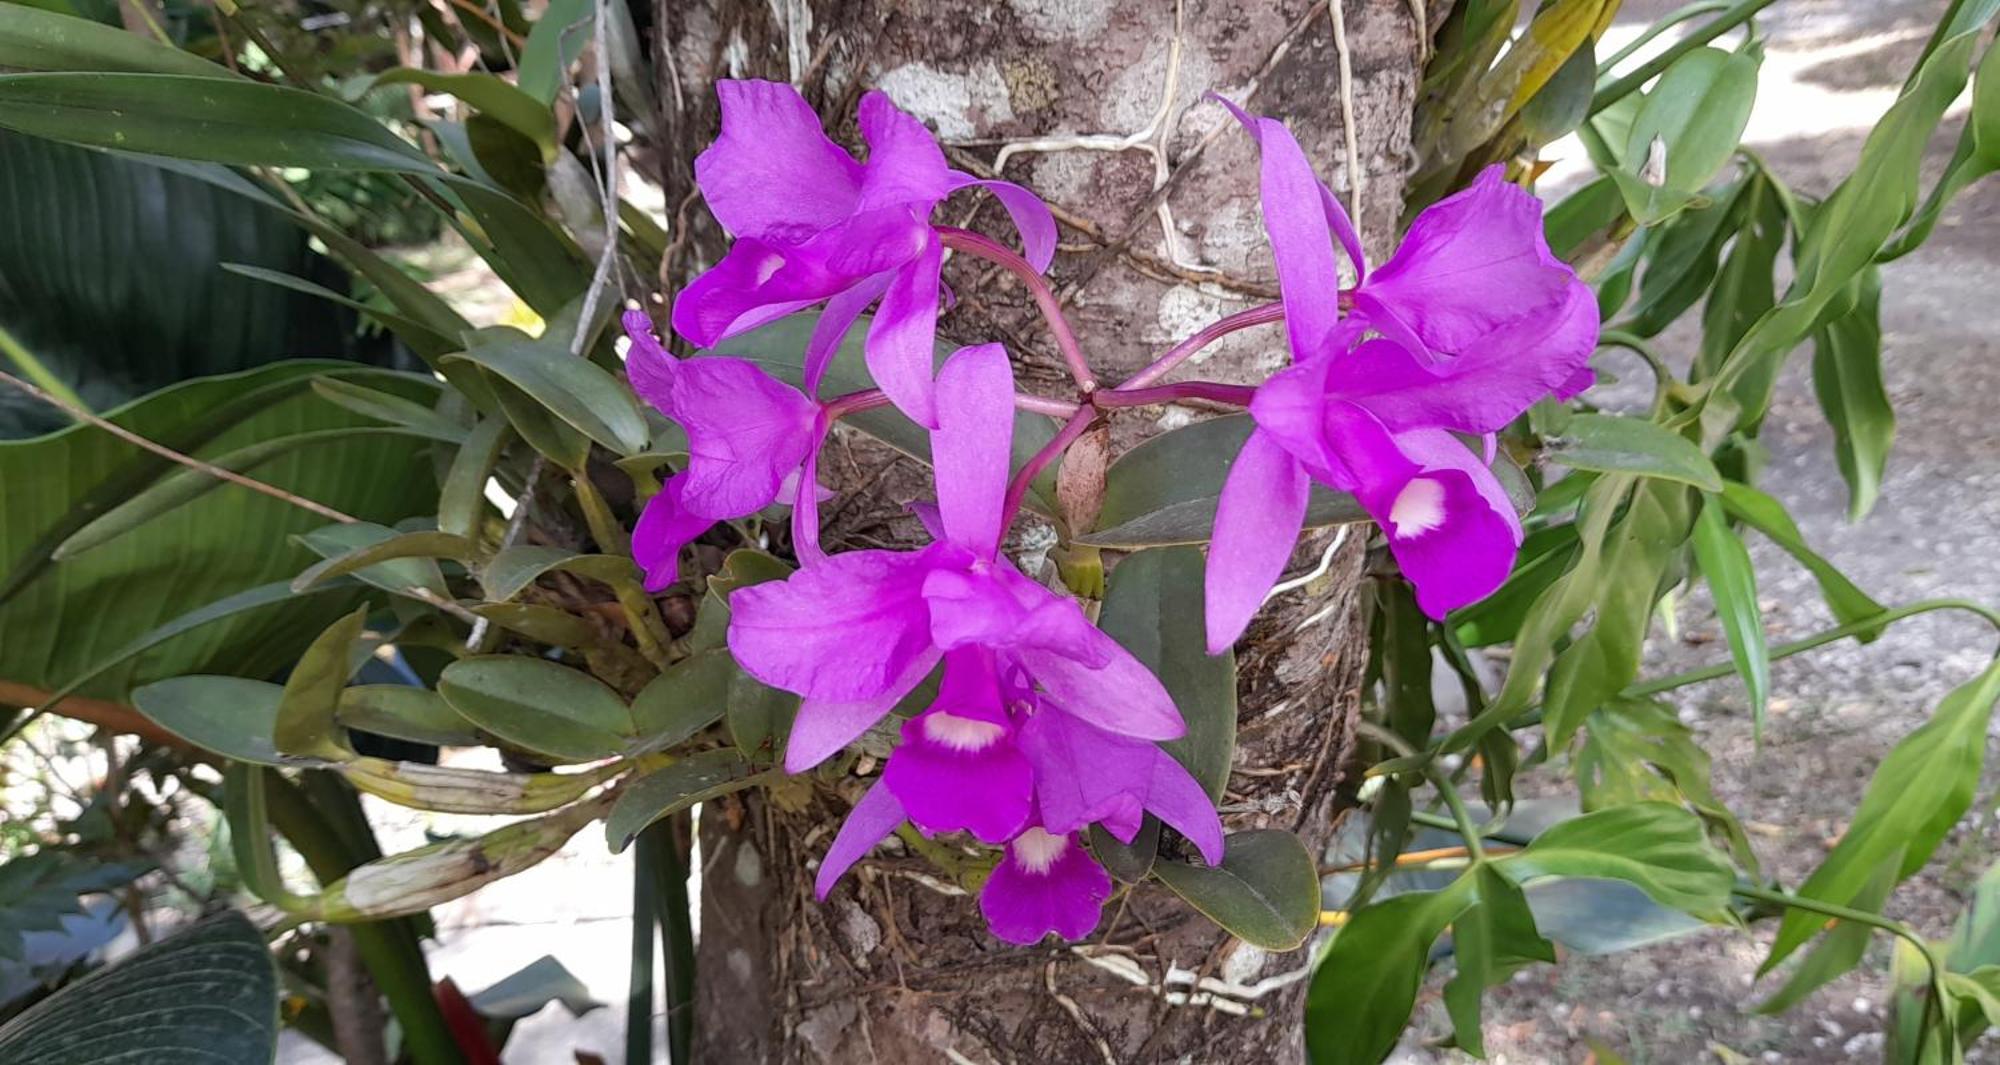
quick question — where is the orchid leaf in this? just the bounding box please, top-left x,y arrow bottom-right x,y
273,606 -> 368,761
1690,497 -> 1769,737
336,685 -> 484,747
1098,547 -> 1237,799
1153,829 -> 1318,950
629,650 -> 734,755
0,4 -> 235,78
1607,46 -> 1760,224
605,749 -> 766,852
1305,881 -> 1474,1065
129,676 -> 304,766
482,546 -> 639,602
447,327 -> 648,458
359,69 -> 555,161
438,655 -> 633,762
298,522 -> 452,599
1810,268 -> 1893,520
1542,413 -> 1722,490
292,530 -> 479,592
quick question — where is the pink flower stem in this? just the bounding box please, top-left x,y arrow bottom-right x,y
1002,409 -> 1097,527
936,226 -> 1097,393
1114,301 -> 1285,390
1093,382 -> 1258,409
1016,393 -> 1083,418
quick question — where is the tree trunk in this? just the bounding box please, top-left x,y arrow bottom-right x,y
653,2 -> 1421,1059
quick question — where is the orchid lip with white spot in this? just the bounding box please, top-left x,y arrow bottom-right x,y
1012,827 -> 1068,875
922,710 -> 1006,752
1388,478 -> 1446,539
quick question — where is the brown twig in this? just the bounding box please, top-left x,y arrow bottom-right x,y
0,680 -> 184,748
0,369 -> 360,526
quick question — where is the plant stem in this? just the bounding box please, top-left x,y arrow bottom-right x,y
1596,0 -> 1732,71
626,827 -> 658,1065
1115,302 -> 1286,390
1016,393 -> 1084,418
1003,409 -> 1098,528
1093,381 -> 1258,409
0,324 -> 89,416
936,227 -> 1096,392
1424,764 -> 1488,864
1624,598 -> 2000,698
1589,0 -> 1783,115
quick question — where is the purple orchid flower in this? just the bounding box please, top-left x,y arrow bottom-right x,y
622,310 -> 825,592
1201,105 -> 1597,651
732,342 -> 1222,944
670,79 -> 1056,428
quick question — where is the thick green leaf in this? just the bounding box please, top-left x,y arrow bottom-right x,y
517,0 -> 592,105
1578,697 -> 1757,871
0,73 -> 436,173
1718,480 -> 1885,632
1691,496 -> 1769,736
298,522 -> 451,599
447,326 -> 648,459
1153,829 -> 1319,950
274,606 -> 368,760
1698,173 -> 1789,382
223,264 -> 459,359
0,6 -> 230,79
1097,547 -> 1236,799
629,650 -> 733,754
0,851 -> 147,963
362,69 -> 555,160
0,910 -> 277,1065
130,675 -> 305,766
1542,413 -> 1722,490
1811,268 -> 1893,520
1765,660 -> 2000,971
1444,865 -> 1558,1057
308,376 -> 466,442
438,655 -> 633,761
1624,180 -> 1745,337
483,546 -> 639,602
725,667 -> 800,763
1090,818 -> 1162,884
1757,851 -> 1902,1013
292,530 -> 477,592
1519,38 -> 1597,145
1543,175 -> 1627,261
337,685 -> 484,746
605,749 -> 765,852
1608,47 -> 1759,223
471,602 -> 598,649
440,416 -> 513,540
1305,883 -> 1474,1065
1501,802 -> 1735,916
0,364 -> 434,700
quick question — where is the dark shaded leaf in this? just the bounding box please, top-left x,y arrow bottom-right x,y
1097,547 -> 1236,798
1305,883 -> 1473,1065
130,675 -> 305,766
1542,414 -> 1722,490
1691,496 -> 1769,735
1444,865 -> 1557,1057
438,655 -> 632,761
336,685 -> 483,747
605,749 -> 765,852
1153,829 -> 1318,950
1501,801 -> 1735,916
1811,268 -> 1893,520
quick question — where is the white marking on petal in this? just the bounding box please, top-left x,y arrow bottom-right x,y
1012,827 -> 1068,875
752,252 -> 786,285
1388,478 -> 1446,539
922,711 -> 1005,752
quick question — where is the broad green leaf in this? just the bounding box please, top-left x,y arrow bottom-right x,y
1542,413 -> 1722,490
292,530 -> 478,592
361,69 -> 556,161
438,655 -> 632,762
1090,818 -> 1162,883
0,364 -> 433,700
1698,172 -> 1788,382
0,5 -> 234,78
1624,180 -> 1746,337
471,603 -> 599,649
0,73 -> 437,173
1305,882 -> 1474,1065
517,0 -> 592,105
446,326 -> 648,459
1765,660 -> 2000,971
1756,851 -> 1902,1013
0,133 -> 402,437
1501,802 -> 1735,916
1153,829 -> 1318,950
223,264 -> 459,359
54,425 -> 449,558
1578,697 -> 1757,871
629,650 -> 734,754
0,851 -> 147,963
605,749 -> 765,852
1879,34 -> 2000,260
439,416 -> 513,540
1609,47 -> 1759,223
0,910 -> 277,1065
336,685 -> 484,747
1444,865 -> 1557,1057
726,667 -> 800,763
485,368 -> 591,467
1097,547 -> 1236,798
1519,38 -> 1598,145
274,606 -> 368,761
1691,496 -> 1769,736
130,675 -> 305,766
703,313 -> 1062,513
1543,482 -> 1693,746
298,522 -> 451,599
308,376 -> 466,442
1718,480 -> 1885,632
1543,175 -> 1627,261
483,546 -> 639,602
1811,268 -> 1893,520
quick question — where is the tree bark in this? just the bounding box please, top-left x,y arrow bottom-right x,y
653,2 -> 1421,1059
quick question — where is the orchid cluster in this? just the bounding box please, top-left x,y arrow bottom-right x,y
625,80 -> 1593,944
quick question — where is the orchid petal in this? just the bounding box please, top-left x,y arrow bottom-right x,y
932,343 -> 1015,558
668,357 -> 820,516
1018,631 -> 1184,741
696,80 -> 861,243
1203,428 -> 1311,654
865,230 -> 944,427
728,548 -> 941,703
622,310 -> 678,413
856,91 -> 955,211
948,174 -> 1059,272
784,648 -> 940,772
979,829 -> 1113,944
802,273 -> 891,398
814,778 -> 906,899
1017,709 -> 1151,839
1215,95 -> 1350,358
1147,753 -> 1224,865
1373,429 -> 1523,619
630,477 -> 712,592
